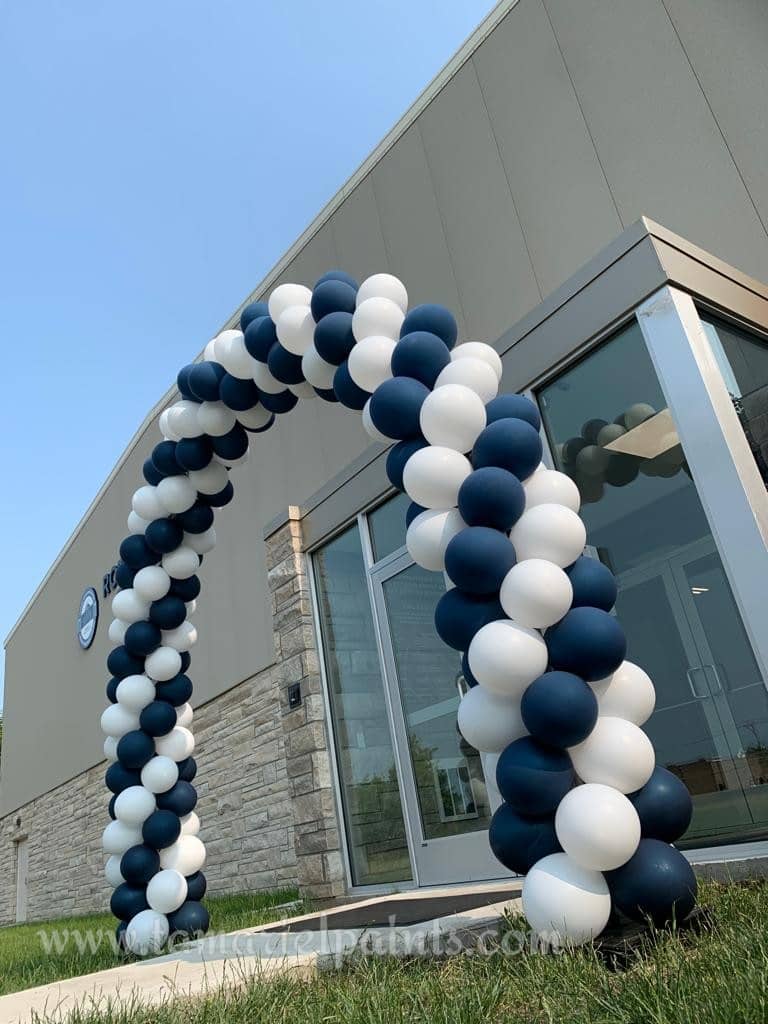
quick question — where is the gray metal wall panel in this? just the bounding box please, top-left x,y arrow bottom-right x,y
543,0 -> 768,282
329,176 -> 390,283
418,61 -> 541,343
271,221 -> 341,289
473,0 -> 624,299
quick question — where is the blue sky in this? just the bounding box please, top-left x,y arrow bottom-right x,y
0,1 -> 496,710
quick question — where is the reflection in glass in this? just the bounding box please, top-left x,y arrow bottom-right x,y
368,492 -> 411,563
539,321 -> 768,843
313,526 -> 412,884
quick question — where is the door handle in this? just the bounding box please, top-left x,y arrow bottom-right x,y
686,666 -> 709,699
704,663 -> 724,695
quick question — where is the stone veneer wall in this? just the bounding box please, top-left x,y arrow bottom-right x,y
0,507 -> 346,926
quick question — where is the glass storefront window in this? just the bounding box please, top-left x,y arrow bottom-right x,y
368,492 -> 410,562
538,320 -> 768,844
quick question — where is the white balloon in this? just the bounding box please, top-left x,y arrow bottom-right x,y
102,820 -> 143,856
499,559 -> 573,629
156,475 -> 197,515
420,384 -> 486,452
252,359 -> 287,394
167,400 -> 203,439
593,661 -> 656,726
347,335 -> 395,392
435,357 -> 498,403
104,736 -> 119,762
176,702 -> 194,728
555,784 -> 641,871
141,755 -> 179,794
184,527 -> 216,555
402,446 -> 472,509
155,726 -> 195,761
112,589 -> 150,624
203,339 -> 218,361
147,869 -> 188,915
145,646 -> 182,682
468,619 -> 548,698
101,704 -> 140,739
523,468 -> 581,514
133,565 -> 171,603
569,717 -> 655,794
289,380 -> 315,399
125,909 -> 170,957
522,853 -> 611,946
361,399 -> 391,443
457,686 -> 527,754
451,342 -> 503,382
127,511 -> 149,535
105,855 -> 125,887
189,460 -> 229,495
162,620 -> 198,652
132,486 -> 165,522
352,296 -> 404,342
237,404 -> 273,430
160,834 -> 206,875
268,282 -> 312,322
114,786 -> 156,827
356,273 -> 408,312
302,345 -> 336,390
116,675 -> 156,713
197,401 -> 237,437
108,619 -> 127,645
185,599 -> 197,616
509,504 -> 586,568
214,331 -> 257,379
276,304 -> 315,356
180,811 -> 200,836
161,546 -> 200,580
158,408 -> 178,442
406,508 -> 466,572
624,403 -> 656,429
596,423 -> 626,447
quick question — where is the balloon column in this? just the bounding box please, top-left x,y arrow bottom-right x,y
103,270 -> 696,955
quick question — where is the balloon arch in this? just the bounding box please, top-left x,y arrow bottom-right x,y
101,271 -> 697,955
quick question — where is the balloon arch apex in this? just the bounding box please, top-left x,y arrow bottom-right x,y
102,269 -> 697,955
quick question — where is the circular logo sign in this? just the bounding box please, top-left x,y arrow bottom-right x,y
77,587 -> 99,650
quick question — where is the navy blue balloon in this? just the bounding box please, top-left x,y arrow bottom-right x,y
400,304 -> 458,349
169,575 -> 201,602
114,562 -> 136,590
458,467 -> 525,532
177,756 -> 197,782
391,332 -> 451,387
108,794 -> 117,819
179,651 -> 192,673
485,394 -> 541,431
333,361 -> 369,410
177,503 -> 214,534
176,437 -> 214,472
311,279 -> 357,320
119,535 -> 161,570
369,377 -> 429,440
143,809 -> 182,850
143,458 -> 164,486
561,437 -> 589,465
150,595 -> 187,630
315,269 -> 358,291
168,901 -> 210,940
243,316 -> 278,361
259,388 -> 298,414
267,342 -> 305,386
581,418 -> 608,444
444,526 -> 516,595
472,419 -> 543,481
520,671 -> 598,748
115,921 -> 129,950
220,373 -> 260,411
106,677 -> 120,704
211,423 -> 249,462
629,766 -> 693,843
107,646 -> 144,680
405,501 -> 426,527
202,480 -> 234,507
120,844 -> 161,887
315,312 -> 356,365
157,781 -> 198,816
155,673 -> 193,707
145,518 -> 184,555
105,762 -> 141,795
547,607 -> 627,682
489,803 -> 562,875
386,439 -> 428,491
566,556 -> 618,613
111,883 -> 149,922
176,364 -> 199,401
461,650 -> 479,688
140,700 -> 178,737
434,589 -> 505,651
152,440 -> 183,477
117,730 -> 155,772
314,386 -> 339,403
496,737 -> 574,816
185,871 -> 207,902
188,361 -> 226,402
243,413 -> 276,434
124,621 -> 162,658
606,839 -> 697,926
239,300 -> 269,332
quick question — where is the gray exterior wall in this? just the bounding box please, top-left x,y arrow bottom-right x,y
4,0 -> 768,825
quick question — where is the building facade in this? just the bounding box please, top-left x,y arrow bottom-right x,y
4,0 -> 768,923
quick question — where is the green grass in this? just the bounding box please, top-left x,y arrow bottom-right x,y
0,888 -> 305,998
43,880 -> 768,1024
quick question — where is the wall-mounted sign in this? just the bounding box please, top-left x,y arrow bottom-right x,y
103,565 -> 119,598
77,587 -> 99,650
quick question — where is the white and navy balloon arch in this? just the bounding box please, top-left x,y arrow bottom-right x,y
102,271 -> 697,956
